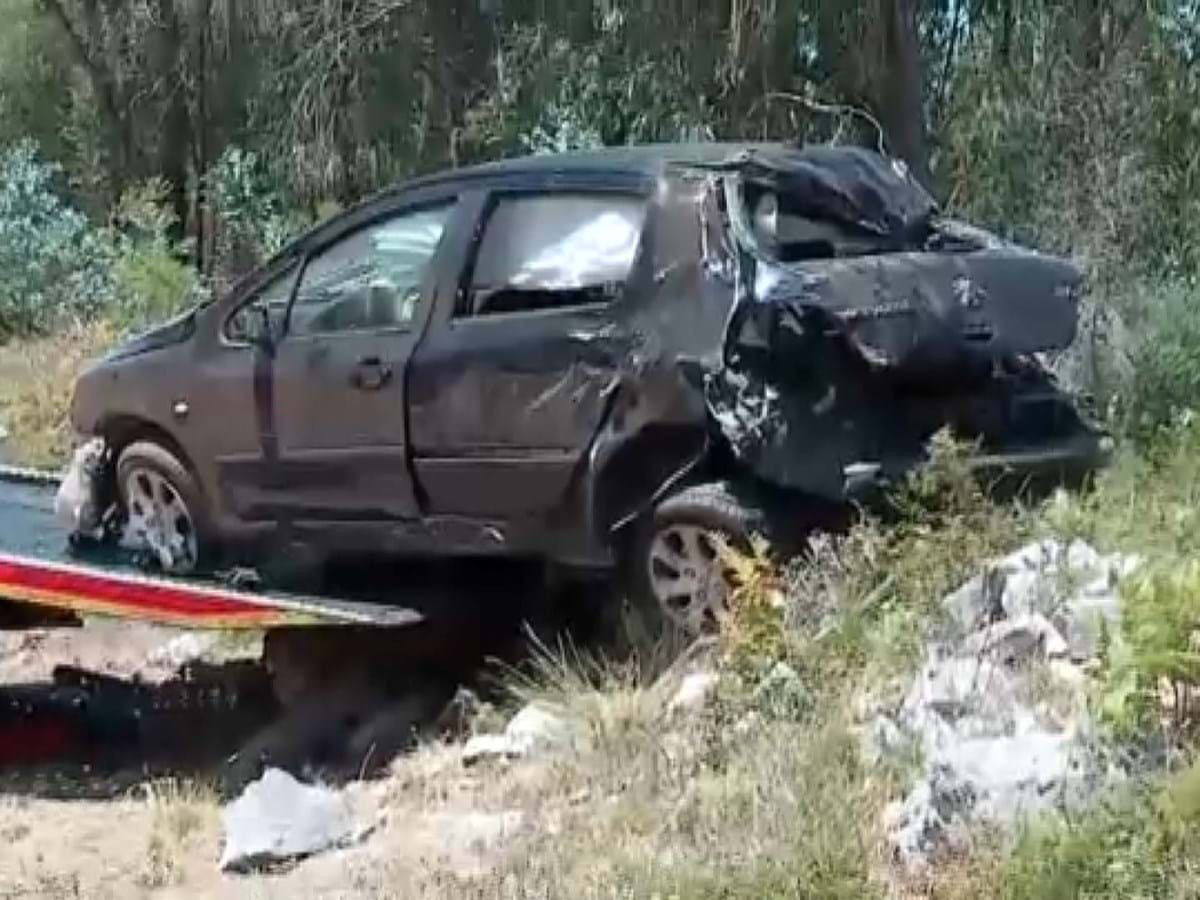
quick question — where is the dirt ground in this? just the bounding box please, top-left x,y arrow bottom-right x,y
0,620 -> 531,900
0,743 -> 531,900
0,619 -> 213,685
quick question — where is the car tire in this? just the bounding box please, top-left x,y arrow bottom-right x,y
625,481 -> 763,639
116,441 -> 214,575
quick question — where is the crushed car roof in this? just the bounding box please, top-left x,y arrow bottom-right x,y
284,142 -> 936,260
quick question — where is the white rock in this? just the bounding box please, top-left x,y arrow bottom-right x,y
959,613 -> 1069,663
219,769 -> 367,873
461,733 -> 517,767
428,810 -> 527,865
461,703 -> 574,765
942,539 -> 1137,661
504,703 -> 573,755
146,632 -> 220,673
879,539 -> 1134,871
668,670 -> 719,714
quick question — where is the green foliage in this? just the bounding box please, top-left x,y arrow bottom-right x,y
466,12 -> 711,157
1095,559 -> 1200,738
1124,562 -> 1200,686
0,140 -> 116,339
0,143 -> 203,341
107,178 -> 197,329
954,760 -> 1200,899
1121,282 -> 1200,442
0,0 -> 70,156
110,244 -> 196,330
205,146 -> 308,280
720,536 -> 789,681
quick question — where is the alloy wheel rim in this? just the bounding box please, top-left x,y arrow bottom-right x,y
122,467 -> 199,573
646,523 -> 733,633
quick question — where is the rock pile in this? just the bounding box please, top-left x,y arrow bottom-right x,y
874,539 -> 1139,871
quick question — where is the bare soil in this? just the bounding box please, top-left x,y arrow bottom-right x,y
0,618 -> 540,899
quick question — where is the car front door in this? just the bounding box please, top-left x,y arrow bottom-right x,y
408,186 -> 649,520
255,198 -> 460,522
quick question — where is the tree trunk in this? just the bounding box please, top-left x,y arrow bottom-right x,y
40,0 -> 131,190
153,0 -> 192,239
874,0 -> 931,187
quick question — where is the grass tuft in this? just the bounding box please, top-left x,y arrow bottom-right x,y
0,321 -> 116,468
134,778 -> 219,889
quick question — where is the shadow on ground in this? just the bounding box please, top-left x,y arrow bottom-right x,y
0,557 -> 617,803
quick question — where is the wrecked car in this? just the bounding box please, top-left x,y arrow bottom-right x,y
62,143 -> 1108,633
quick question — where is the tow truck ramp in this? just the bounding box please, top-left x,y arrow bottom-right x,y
0,550 -> 423,629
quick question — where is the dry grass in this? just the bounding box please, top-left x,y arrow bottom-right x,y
0,321 -> 117,468
134,778 -> 221,889
339,625 -> 896,899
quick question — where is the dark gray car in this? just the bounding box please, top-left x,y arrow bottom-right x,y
64,143 -> 1108,632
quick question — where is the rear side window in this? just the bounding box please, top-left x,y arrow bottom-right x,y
462,193 -> 646,317
290,202 -> 455,336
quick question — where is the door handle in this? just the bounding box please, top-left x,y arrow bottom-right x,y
350,357 -> 393,391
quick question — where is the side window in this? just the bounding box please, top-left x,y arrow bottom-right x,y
224,263 -> 297,344
462,193 -> 646,318
290,203 -> 455,337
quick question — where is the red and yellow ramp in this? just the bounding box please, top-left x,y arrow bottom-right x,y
0,552 -> 421,630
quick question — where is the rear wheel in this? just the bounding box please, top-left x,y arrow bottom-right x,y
116,441 -> 213,575
627,481 -> 762,637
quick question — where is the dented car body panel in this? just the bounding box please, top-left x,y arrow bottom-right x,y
68,143 -> 1107,570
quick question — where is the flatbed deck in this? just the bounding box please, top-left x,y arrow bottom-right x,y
0,477 -> 423,630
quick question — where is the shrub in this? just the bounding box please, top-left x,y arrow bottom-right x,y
0,320 -> 117,466
205,147 -> 308,286
1097,558 -> 1200,740
0,140 -> 116,339
108,178 -> 197,329
1120,280 -> 1200,443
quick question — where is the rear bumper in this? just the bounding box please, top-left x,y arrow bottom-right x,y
967,428 -> 1113,496
972,427 -> 1112,476
842,427 -> 1112,504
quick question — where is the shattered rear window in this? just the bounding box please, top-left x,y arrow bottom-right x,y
462,193 -> 647,317
739,181 -> 917,262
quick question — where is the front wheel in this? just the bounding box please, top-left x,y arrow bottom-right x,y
116,441 -> 213,575
626,481 -> 762,637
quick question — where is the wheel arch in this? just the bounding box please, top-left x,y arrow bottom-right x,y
588,423 -> 712,544
99,415 -> 199,481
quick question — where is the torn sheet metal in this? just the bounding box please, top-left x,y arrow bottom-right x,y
701,145 -> 1098,502
680,144 -> 937,243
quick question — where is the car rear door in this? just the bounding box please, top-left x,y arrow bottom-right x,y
408,182 -> 650,519
254,194 -> 464,521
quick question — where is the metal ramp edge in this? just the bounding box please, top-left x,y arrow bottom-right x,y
0,551 -> 423,630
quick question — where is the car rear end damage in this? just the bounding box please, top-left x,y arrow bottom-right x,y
700,146 -> 1108,504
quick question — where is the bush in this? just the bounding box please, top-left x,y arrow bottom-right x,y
1120,280 -> 1200,442
0,145 -> 204,341
205,147 -> 308,287
0,140 -> 116,339
108,178 -> 197,329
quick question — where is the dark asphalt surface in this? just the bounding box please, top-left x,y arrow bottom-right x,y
0,480 -> 68,560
